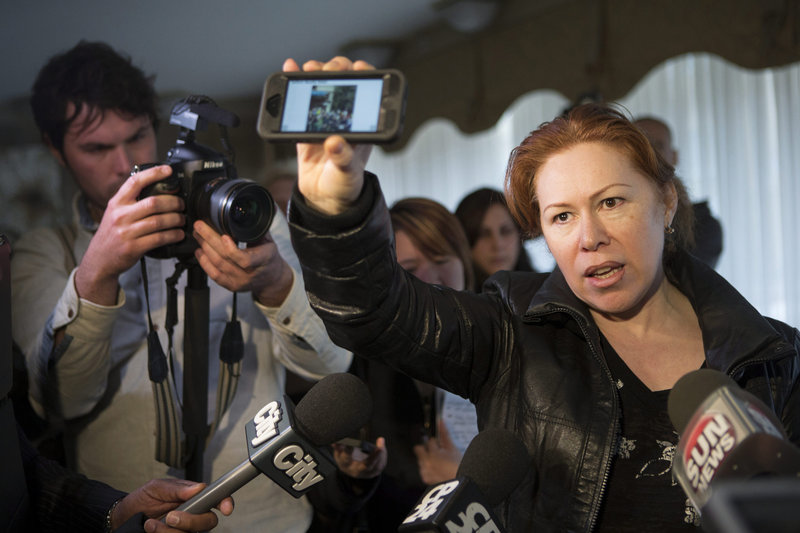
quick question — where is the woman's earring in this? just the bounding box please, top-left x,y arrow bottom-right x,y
665,224 -> 675,235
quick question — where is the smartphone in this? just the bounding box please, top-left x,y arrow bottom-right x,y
256,69 -> 407,144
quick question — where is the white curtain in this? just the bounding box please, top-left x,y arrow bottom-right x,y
367,53 -> 800,328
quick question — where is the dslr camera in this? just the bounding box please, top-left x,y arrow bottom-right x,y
137,96 -> 275,260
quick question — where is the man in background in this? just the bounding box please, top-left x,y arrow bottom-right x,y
3,232 -> 233,532
635,116 -> 724,268
11,41 -> 350,532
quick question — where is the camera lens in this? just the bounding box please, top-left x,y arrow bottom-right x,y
205,179 -> 274,243
230,195 -> 261,227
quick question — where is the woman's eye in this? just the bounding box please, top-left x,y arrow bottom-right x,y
553,212 -> 570,223
602,198 -> 621,208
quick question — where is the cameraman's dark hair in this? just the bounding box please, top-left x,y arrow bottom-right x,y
31,40 -> 160,152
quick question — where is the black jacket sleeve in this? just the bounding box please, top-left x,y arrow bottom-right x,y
19,424 -> 126,532
288,173 -> 509,403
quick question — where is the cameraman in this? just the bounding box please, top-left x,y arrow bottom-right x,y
11,41 -> 351,532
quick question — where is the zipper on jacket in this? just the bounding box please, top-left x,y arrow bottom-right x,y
527,306 -> 619,532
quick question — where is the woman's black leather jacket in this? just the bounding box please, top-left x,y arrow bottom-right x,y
289,174 -> 800,532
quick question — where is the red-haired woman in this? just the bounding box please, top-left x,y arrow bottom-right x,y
286,56 -> 799,533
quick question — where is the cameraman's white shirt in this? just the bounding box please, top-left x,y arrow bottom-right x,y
12,194 -> 351,533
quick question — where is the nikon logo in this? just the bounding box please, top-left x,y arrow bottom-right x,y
203,161 -> 224,169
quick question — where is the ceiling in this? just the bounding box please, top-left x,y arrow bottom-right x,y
2,0 -> 799,153
0,0 -> 445,104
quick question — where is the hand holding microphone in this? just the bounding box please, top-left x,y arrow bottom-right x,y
116,373 -> 372,531
399,427 -> 530,533
176,372 -> 372,514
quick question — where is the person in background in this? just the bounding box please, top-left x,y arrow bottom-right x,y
2,232 -> 232,533
310,197 -> 479,532
455,187 -> 536,290
282,53 -> 799,533
11,41 -> 350,533
263,164 -> 327,408
634,116 -> 724,268
265,168 -> 298,218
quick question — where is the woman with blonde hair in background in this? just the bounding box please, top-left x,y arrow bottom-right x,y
309,197 -> 478,532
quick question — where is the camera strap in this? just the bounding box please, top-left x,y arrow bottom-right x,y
139,258 -> 243,469
141,258 -> 184,468
208,292 -> 243,438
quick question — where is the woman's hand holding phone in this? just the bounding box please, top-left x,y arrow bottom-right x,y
282,57 -> 376,215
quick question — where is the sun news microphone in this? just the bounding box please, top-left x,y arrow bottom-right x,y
668,368 -> 800,513
175,372 -> 372,514
399,427 -> 530,533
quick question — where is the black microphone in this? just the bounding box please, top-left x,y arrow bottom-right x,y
668,368 -> 800,513
175,372 -> 372,514
399,427 -> 530,533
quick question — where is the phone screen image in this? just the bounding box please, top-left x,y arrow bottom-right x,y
257,68 -> 406,143
280,78 -> 383,133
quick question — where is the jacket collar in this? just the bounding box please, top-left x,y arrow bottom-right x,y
665,250 -> 789,372
524,250 -> 788,373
